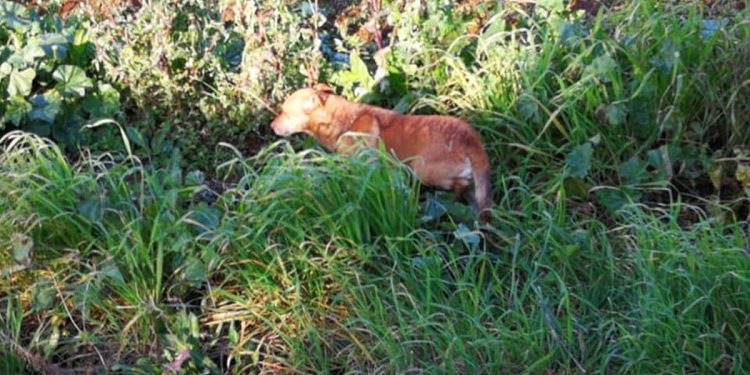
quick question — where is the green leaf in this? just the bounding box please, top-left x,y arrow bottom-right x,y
77,199 -> 102,223
102,264 -> 124,284
736,164 -> 750,188
0,62 -> 11,79
31,282 -> 54,312
517,93 -> 540,123
595,189 -> 628,214
0,2 -> 31,31
125,127 -> 146,148
565,143 -> 593,178
53,65 -> 93,97
7,43 -> 45,67
82,84 -> 121,118
11,233 -> 33,265
563,177 -> 589,199
183,257 -> 207,285
605,103 -> 627,126
392,93 -> 416,114
39,33 -> 69,60
585,55 -> 618,83
620,156 -> 646,185
8,68 -> 36,96
3,95 -> 31,126
454,223 -> 480,250
190,207 -> 221,235
186,170 -> 205,186
421,195 -> 448,223
28,93 -> 62,123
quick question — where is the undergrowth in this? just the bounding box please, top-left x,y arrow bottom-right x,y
2,0 -> 750,373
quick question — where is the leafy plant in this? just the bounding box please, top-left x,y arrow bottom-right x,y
0,2 -> 119,150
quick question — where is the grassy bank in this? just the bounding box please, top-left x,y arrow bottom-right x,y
1,0 -> 750,373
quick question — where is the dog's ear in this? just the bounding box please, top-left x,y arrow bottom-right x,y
312,83 -> 334,94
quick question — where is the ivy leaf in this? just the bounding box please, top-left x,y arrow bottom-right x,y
28,93 -> 62,123
3,95 -> 31,126
53,65 -> 92,97
565,143 -> 593,179
8,68 -> 36,96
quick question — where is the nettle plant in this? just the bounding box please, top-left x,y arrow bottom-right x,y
0,2 -> 119,150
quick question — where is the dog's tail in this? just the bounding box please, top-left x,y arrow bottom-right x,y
467,137 -> 492,223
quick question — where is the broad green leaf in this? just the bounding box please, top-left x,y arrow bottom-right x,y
53,65 -> 93,97
7,43 -> 45,67
421,195 -> 448,223
605,103 -> 627,126
8,68 -> 35,96
77,199 -> 102,223
82,83 -> 120,118
595,189 -> 627,215
190,206 -> 221,235
585,55 -> 618,83
620,156 -> 646,185
28,93 -> 62,123
125,126 -> 146,148
0,2 -> 31,31
183,257 -> 207,285
736,164 -> 750,188
454,223 -> 480,250
186,170 -> 205,186
565,143 -> 593,178
0,62 -> 11,79
11,233 -> 33,265
32,282 -> 55,311
3,95 -> 31,126
39,33 -> 69,60
563,177 -> 589,199
102,264 -> 125,284
517,93 -> 540,122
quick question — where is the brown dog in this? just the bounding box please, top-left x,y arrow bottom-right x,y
270,84 -> 492,222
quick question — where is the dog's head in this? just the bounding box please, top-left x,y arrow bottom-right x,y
271,84 -> 334,136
